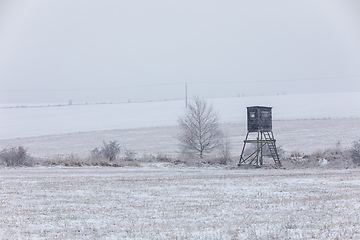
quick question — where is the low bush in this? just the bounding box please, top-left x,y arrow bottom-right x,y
0,146 -> 34,167
351,140 -> 360,165
123,148 -> 137,161
91,141 -> 120,161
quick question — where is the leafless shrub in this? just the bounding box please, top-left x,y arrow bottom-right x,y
0,146 -> 34,167
350,139 -> 360,165
178,96 -> 223,159
123,148 -> 137,161
91,141 -> 120,161
218,133 -> 231,164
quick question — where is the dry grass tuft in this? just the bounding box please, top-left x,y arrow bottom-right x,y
282,146 -> 354,169
42,154 -> 141,167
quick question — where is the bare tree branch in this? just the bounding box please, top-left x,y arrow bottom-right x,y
178,96 -> 223,159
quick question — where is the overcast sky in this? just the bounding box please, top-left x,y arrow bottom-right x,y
0,0 -> 360,103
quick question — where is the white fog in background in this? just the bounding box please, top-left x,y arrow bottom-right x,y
0,0 -> 360,104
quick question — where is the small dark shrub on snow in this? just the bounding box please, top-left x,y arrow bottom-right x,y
351,140 -> 360,165
92,141 -> 120,161
0,146 -> 34,167
124,148 -> 137,161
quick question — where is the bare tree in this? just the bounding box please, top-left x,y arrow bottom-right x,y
178,96 -> 223,159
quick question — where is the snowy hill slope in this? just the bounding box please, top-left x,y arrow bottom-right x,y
0,92 -> 359,158
0,93 -> 360,139
1,92 -> 360,140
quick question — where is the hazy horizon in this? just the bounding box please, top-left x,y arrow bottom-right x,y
1,1 -> 360,103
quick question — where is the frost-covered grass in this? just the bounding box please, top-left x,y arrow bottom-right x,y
1,167 -> 360,239
1,93 -> 359,239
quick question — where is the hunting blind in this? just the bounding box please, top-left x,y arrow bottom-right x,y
239,106 -> 281,167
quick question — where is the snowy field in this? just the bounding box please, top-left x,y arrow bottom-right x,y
1,167 -> 360,239
0,92 -> 360,158
1,92 -> 360,239
1,118 -> 360,160
1,92 -> 360,140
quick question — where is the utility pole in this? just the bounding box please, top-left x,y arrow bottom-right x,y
185,82 -> 188,108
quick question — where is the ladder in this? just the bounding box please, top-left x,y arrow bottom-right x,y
262,132 -> 281,166
239,131 -> 281,167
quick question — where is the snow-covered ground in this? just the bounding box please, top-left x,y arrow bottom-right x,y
0,92 -> 360,158
1,118 -> 360,159
1,93 -> 360,239
1,92 -> 360,140
1,167 -> 360,239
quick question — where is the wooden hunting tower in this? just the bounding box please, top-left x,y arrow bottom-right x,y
239,106 -> 281,167
247,106 -> 272,132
